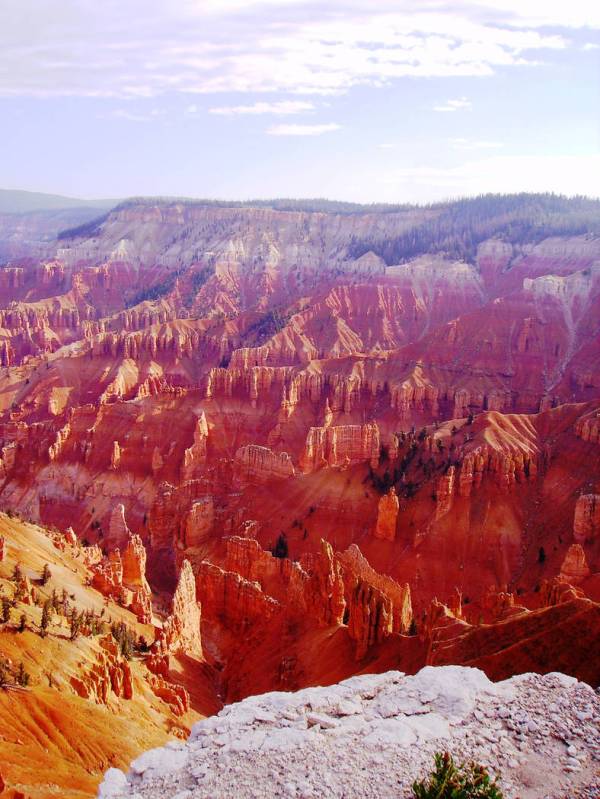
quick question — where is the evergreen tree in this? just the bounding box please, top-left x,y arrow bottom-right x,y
1,596 -> 11,624
272,532 -> 289,559
41,563 -> 52,586
69,609 -> 82,641
40,600 -> 51,637
18,612 -> 26,632
121,631 -> 134,660
538,546 -> 546,564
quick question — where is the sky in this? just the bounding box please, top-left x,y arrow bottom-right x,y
0,0 -> 599,204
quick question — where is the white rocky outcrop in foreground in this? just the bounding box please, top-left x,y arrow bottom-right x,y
99,666 -> 600,799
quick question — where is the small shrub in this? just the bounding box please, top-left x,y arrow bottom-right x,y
412,752 -> 503,799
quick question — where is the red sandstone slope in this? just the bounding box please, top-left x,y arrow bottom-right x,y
0,515 -> 220,799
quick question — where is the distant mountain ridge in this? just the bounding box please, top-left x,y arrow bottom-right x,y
0,188 -> 120,214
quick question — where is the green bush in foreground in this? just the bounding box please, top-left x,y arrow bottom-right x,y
412,752 -> 504,799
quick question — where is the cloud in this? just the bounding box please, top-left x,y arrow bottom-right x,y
583,42 -> 600,50
209,100 -> 315,115
380,154 -> 600,199
267,122 -> 341,136
449,137 -> 503,149
433,97 -> 472,112
99,108 -> 165,122
0,1 -> 579,99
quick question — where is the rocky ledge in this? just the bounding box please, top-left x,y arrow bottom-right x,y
98,666 -> 600,799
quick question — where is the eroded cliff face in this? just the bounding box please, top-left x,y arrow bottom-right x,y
301,422 -> 381,472
373,487 -> 399,540
91,517 -> 153,624
233,444 -> 295,483
574,494 -> 600,544
559,544 -> 591,584
338,544 -> 412,660
155,559 -> 203,658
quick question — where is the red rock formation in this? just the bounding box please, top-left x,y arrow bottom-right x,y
155,560 -> 202,658
539,577 -> 584,607
426,595 -> 600,685
338,544 -> 412,660
0,535 -> 5,562
181,411 -> 208,481
300,422 -> 380,473
233,444 -> 295,483
81,542 -> 103,567
423,599 -> 471,663
196,559 -> 281,630
14,574 -> 35,605
299,539 -> 346,626
373,487 -> 399,541
64,527 -> 77,546
146,674 -> 190,717
573,494 -> 600,544
435,466 -> 456,518
110,440 -> 121,470
91,550 -> 123,599
183,495 -> 215,549
149,481 -> 209,555
91,521 -> 153,623
71,636 -> 134,704
122,534 -> 149,588
345,581 -> 393,660
48,422 -> 71,462
576,408 -> 600,443
559,544 -> 591,584
106,503 -> 132,550
480,587 -> 526,622
222,536 -> 345,627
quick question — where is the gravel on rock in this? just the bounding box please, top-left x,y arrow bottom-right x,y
98,665 -> 600,799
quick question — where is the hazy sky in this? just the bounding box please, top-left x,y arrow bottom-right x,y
1,0 -> 599,203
